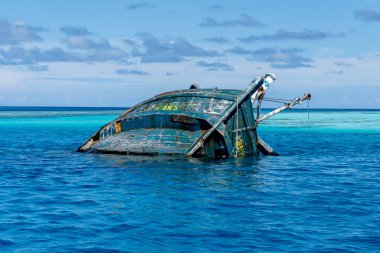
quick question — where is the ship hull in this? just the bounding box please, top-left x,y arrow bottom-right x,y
79,87 -> 260,158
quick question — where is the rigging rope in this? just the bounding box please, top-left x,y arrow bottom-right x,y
262,97 -> 293,103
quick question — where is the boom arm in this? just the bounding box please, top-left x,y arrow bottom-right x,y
256,93 -> 311,124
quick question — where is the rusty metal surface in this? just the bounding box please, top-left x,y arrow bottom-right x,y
78,73 -> 308,158
92,128 -> 203,155
186,76 -> 264,157
257,137 -> 279,156
78,79 -> 262,157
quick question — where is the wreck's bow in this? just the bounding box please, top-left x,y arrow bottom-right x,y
78,73 -> 311,158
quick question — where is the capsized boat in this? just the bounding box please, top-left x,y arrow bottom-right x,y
78,73 -> 311,157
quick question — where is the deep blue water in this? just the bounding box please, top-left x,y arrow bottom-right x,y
1,108 -> 379,252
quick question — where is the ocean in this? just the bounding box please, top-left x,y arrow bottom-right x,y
0,107 -> 379,252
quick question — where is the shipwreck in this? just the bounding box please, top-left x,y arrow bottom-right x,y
78,73 -> 311,157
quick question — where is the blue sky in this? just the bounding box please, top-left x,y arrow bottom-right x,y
0,0 -> 380,108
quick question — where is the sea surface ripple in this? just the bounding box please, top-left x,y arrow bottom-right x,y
0,108 -> 379,252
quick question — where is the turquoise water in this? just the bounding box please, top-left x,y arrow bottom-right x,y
1,108 -> 379,252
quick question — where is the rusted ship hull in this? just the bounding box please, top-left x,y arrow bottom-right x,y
78,73 -> 310,157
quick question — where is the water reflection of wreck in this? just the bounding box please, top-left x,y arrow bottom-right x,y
78,73 -> 311,157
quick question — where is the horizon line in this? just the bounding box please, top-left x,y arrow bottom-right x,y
0,106 -> 380,110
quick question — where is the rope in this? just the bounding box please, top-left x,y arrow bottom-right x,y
262,97 -> 293,103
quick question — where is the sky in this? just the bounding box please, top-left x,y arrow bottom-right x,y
0,0 -> 380,108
